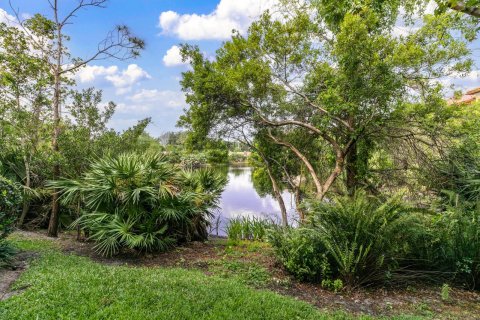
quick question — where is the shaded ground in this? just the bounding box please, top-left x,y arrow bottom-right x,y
0,251 -> 38,300
4,230 -> 480,319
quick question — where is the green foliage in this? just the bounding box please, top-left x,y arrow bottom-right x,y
441,283 -> 450,302
417,205 -> 480,290
206,148 -> 229,165
426,141 -> 480,204
208,259 -> 271,287
322,278 -> 344,293
226,217 -> 275,242
0,240 -> 16,267
270,191 -> 425,286
0,249 -> 333,320
268,227 -> 331,282
307,191 -> 420,286
0,176 -> 21,266
180,152 -> 208,169
49,153 -> 226,256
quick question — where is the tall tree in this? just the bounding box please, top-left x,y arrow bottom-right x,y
0,21 -> 52,226
178,0 -> 472,203
9,0 -> 145,236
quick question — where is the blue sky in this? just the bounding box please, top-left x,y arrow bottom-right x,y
1,1 -> 479,137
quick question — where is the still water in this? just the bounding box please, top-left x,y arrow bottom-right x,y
209,166 -> 297,236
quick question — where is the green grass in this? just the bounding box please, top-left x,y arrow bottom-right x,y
0,237 -> 358,320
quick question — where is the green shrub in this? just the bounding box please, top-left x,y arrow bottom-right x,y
49,153 -> 226,256
180,152 -> 208,169
308,191 -> 422,286
418,205 -> 480,290
268,227 -> 331,282
206,148 -> 229,164
0,176 -> 22,266
441,283 -> 450,301
270,191 -> 424,286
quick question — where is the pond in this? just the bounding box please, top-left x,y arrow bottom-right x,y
209,166 -> 297,236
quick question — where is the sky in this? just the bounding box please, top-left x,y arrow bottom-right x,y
0,0 -> 479,137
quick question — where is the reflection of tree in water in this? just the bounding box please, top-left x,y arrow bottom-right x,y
229,166 -> 245,177
251,167 -> 274,197
211,166 -> 229,180
251,166 -> 290,197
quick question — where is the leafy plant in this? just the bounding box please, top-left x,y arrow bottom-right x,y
270,191 -> 425,286
268,227 -> 331,282
0,176 -> 22,266
322,278 -> 344,293
49,153 -> 226,256
441,283 -> 450,302
306,191 -> 423,286
226,216 -> 275,242
418,205 -> 480,290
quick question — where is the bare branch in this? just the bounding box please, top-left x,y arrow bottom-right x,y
267,129 -> 324,198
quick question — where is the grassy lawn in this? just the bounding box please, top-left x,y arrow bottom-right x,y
3,234 -> 473,320
0,236 -> 360,320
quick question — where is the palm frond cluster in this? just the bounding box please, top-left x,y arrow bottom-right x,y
49,153 -> 226,256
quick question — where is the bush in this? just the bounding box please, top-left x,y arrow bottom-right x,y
180,152 -> 208,169
0,176 -> 22,266
270,191 -> 424,287
206,148 -> 229,164
417,205 -> 480,290
49,153 -> 226,256
268,227 -> 331,282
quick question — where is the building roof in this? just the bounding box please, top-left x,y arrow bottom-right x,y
447,94 -> 476,105
466,87 -> 480,95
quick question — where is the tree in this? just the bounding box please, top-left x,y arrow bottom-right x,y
440,1 -> 480,17
9,0 -> 145,237
0,21 -> 52,226
178,0 -> 471,204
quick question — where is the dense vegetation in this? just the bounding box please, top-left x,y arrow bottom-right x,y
50,153 -> 226,256
0,176 -> 22,265
1,0 -> 480,318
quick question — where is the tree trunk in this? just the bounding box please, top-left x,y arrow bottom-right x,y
345,140 -> 358,195
264,161 -> 288,227
48,3 -> 62,238
47,84 -> 61,237
18,155 -> 31,226
320,150 -> 345,200
294,187 -> 305,222
268,132 -> 324,199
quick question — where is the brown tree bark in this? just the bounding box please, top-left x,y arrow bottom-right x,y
18,155 -> 31,226
47,0 -> 62,237
264,161 -> 288,227
448,1 -> 480,17
267,131 -> 324,199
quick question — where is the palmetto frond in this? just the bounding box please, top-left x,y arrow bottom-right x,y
50,153 -> 226,256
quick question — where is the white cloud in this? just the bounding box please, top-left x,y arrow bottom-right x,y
106,64 -> 151,94
127,89 -> 186,109
163,45 -> 188,67
0,8 -> 16,25
158,0 -> 278,40
75,64 -> 151,94
440,70 -> 480,93
75,65 -> 119,83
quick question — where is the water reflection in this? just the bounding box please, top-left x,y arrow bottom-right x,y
210,167 -> 297,236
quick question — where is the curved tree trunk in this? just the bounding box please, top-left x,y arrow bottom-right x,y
264,161 -> 288,227
268,131 -> 324,199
